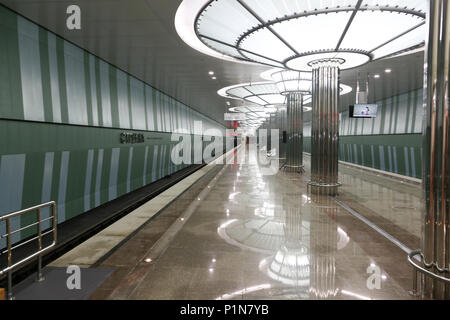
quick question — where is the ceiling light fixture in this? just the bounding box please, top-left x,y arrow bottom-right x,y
219,77 -> 351,111
261,69 -> 312,95
175,0 -> 426,71
261,68 -> 353,96
218,81 -> 287,106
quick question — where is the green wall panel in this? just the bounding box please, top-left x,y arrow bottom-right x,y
0,5 -> 224,134
304,134 -> 422,179
0,5 -> 230,246
302,87 -> 424,179
0,8 -> 23,120
0,119 -> 231,245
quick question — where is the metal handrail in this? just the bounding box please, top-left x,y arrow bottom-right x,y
407,250 -> 450,296
1,216 -> 54,239
0,201 -> 57,300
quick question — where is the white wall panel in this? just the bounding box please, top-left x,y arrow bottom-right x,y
130,78 -> 146,130
48,33 -> 62,123
64,42 -> 88,125
99,61 -> 112,127
18,17 -> 44,121
117,70 -> 131,129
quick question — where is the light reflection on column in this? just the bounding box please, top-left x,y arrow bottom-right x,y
309,195 -> 339,299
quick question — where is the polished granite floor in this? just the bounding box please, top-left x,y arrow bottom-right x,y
90,146 -> 421,300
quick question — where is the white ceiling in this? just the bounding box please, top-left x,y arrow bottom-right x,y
0,0 -> 425,126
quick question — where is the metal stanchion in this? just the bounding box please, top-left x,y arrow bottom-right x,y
0,201 -> 57,300
36,208 -> 44,282
6,219 -> 13,300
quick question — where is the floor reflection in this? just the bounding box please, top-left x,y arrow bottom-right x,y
98,146 -> 417,300
217,171 -> 353,299
308,196 -> 339,299
259,204 -> 311,299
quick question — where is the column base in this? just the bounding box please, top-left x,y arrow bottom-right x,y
307,182 -> 342,196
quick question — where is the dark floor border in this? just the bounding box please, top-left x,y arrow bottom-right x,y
333,197 -> 412,255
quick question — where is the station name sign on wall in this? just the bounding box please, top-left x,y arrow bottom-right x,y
120,133 -> 145,144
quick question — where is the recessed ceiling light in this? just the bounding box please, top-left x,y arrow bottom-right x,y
374,74 -> 380,79
385,69 -> 392,73
144,258 -> 152,263
209,71 -> 214,75
212,76 -> 217,80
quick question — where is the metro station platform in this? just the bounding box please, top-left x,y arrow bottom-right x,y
11,146 -> 420,300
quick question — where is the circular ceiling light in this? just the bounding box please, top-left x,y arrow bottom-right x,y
220,76 -> 351,112
229,105 -> 265,113
174,0 -> 258,66
228,106 -> 241,112
263,69 -> 313,95
339,84 -> 353,96
218,81 -> 287,106
228,105 -> 272,125
260,68 -> 353,97
176,0 -> 426,71
264,106 -> 278,113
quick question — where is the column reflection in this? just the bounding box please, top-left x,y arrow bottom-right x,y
309,195 -> 339,299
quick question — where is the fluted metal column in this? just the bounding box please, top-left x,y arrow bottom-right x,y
275,109 -> 281,157
422,0 -> 450,300
285,93 -> 304,172
267,112 -> 275,153
279,106 -> 287,161
308,61 -> 341,196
